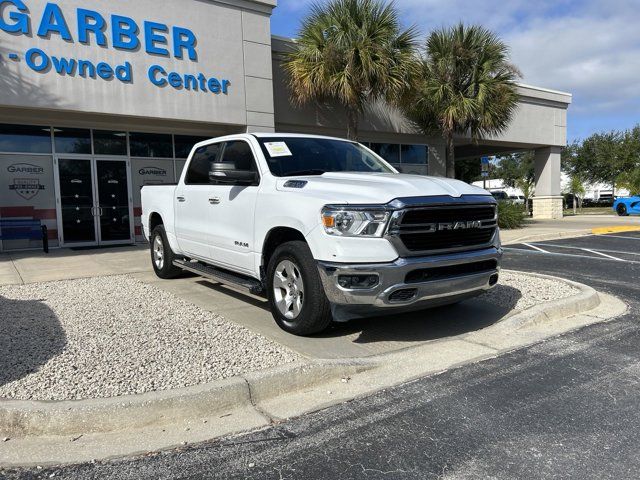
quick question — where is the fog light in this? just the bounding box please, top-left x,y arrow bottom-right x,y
489,274 -> 499,286
338,274 -> 379,289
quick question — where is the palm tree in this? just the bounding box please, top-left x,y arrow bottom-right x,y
406,24 -> 521,178
283,0 -> 419,140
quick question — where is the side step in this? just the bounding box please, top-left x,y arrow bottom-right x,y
173,259 -> 264,295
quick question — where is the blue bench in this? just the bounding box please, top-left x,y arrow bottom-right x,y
0,219 -> 49,253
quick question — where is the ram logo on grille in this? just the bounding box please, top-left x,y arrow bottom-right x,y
420,220 -> 484,233
440,220 -> 483,231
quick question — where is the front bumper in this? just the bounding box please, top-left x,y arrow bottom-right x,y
317,246 -> 502,320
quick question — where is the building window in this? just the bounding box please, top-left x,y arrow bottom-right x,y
94,130 -> 128,156
175,135 -> 211,159
370,143 -> 400,164
129,132 -> 173,158
0,124 -> 52,154
53,128 -> 92,154
401,144 -> 428,165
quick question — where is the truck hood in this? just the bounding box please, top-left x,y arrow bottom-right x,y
275,172 -> 490,204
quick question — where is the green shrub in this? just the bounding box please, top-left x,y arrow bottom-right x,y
497,201 -> 526,229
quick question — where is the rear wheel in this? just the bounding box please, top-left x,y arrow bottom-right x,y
266,241 -> 332,336
617,204 -> 628,216
150,225 -> 182,279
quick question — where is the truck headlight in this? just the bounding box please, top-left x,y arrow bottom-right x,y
321,207 -> 391,237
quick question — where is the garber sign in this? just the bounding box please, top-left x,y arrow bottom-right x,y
0,1 -> 231,94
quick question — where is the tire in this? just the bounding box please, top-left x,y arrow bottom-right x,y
266,241 -> 333,336
150,225 -> 182,279
617,204 -> 628,216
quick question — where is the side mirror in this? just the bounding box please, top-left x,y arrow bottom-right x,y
209,163 -> 258,186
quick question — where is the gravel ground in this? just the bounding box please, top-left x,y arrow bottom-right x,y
480,270 -> 580,311
0,271 -> 580,401
0,275 -> 300,401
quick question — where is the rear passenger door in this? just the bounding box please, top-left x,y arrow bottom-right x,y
174,142 -> 222,260
207,140 -> 261,276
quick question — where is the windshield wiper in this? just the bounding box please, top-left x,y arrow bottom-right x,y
284,169 -> 326,176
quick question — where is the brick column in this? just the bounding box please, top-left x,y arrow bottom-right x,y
533,147 -> 563,219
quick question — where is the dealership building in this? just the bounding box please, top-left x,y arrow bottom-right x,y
0,0 -> 572,251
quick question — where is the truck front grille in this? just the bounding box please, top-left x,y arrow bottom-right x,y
389,204 -> 497,255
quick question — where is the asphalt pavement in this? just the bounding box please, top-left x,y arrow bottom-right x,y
4,232 -> 640,480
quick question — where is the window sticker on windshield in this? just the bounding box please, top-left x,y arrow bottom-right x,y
264,141 -> 293,157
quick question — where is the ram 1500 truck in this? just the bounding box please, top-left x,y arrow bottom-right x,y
141,133 -> 502,336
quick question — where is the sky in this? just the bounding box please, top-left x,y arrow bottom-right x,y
270,0 -> 640,142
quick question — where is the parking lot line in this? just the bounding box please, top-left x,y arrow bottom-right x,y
526,242 -> 640,257
522,243 -> 550,253
581,248 -> 625,261
503,247 -> 640,265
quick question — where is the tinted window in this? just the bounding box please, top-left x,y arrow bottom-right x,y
401,144 -> 428,165
175,135 -> 211,159
258,137 -> 394,177
94,130 -> 127,155
0,124 -> 52,153
370,143 -> 400,164
221,141 -> 257,171
130,132 -> 173,158
185,143 -> 223,184
54,128 -> 92,154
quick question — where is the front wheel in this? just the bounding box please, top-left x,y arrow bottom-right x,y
266,241 -> 333,336
150,225 -> 182,279
617,204 -> 628,216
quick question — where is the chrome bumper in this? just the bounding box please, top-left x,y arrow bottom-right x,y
317,247 -> 502,316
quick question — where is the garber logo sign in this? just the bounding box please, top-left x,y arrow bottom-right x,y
7,163 -> 44,174
139,167 -> 167,176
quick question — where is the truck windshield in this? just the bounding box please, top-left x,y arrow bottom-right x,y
257,137 -> 395,177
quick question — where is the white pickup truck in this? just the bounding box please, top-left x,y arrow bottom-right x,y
141,133 -> 502,336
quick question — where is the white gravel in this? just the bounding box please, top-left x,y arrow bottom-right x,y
0,271 -> 579,402
480,270 -> 580,311
0,275 -> 299,401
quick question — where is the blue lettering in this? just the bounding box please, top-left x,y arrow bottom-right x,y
197,73 -> 207,92
168,72 -> 182,88
173,27 -> 197,61
184,74 -> 197,90
0,0 -> 29,34
78,59 -> 96,78
222,79 -> 230,94
148,65 -> 167,86
96,62 -> 113,80
112,15 -> 139,51
52,56 -> 76,75
144,21 -> 169,56
77,8 -> 107,46
207,77 -> 221,94
25,48 -> 49,72
37,3 -> 71,41
115,62 -> 132,82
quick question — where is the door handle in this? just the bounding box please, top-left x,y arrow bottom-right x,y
209,197 -> 221,205
177,196 -> 186,203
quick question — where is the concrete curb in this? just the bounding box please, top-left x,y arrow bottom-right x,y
502,229 -> 592,245
496,271 -> 600,330
0,271 -> 626,467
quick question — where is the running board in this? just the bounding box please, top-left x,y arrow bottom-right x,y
173,259 -> 264,295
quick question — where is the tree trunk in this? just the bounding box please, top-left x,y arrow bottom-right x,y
346,109 -> 359,141
446,135 -> 455,178
573,195 -> 577,215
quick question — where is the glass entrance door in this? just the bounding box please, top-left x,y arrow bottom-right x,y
57,158 -> 97,244
95,160 -> 132,243
55,158 -> 133,246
